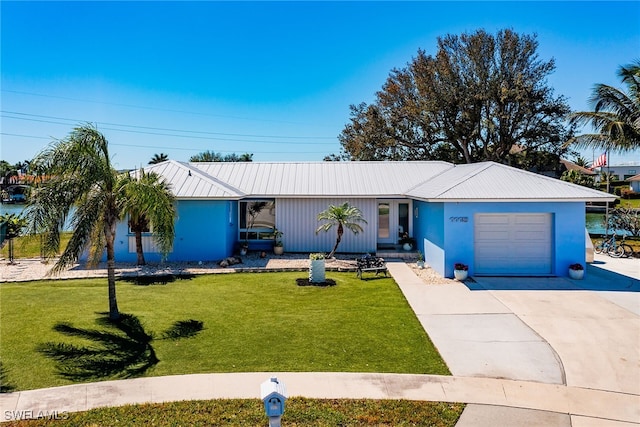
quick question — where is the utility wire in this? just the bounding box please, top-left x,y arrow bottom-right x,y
2,113 -> 337,145
0,133 -> 331,155
1,110 -> 335,140
1,89 -> 308,125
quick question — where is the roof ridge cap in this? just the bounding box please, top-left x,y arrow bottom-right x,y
402,163 -> 456,194
181,161 -> 246,197
421,162 -> 493,198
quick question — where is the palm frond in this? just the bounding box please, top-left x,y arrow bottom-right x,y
568,61 -> 640,153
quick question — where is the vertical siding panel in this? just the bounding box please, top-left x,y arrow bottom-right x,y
277,198 -> 377,254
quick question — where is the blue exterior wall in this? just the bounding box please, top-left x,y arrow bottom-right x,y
113,200 -> 236,263
413,201 -> 445,272
170,200 -> 236,261
415,201 -> 586,278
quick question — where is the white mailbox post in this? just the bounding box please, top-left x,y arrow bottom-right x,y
260,377 -> 287,427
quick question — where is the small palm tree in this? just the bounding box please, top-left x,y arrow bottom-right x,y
0,213 -> 27,264
569,61 -> 640,153
316,202 -> 367,258
148,153 -> 169,164
25,124 -> 122,320
117,169 -> 176,265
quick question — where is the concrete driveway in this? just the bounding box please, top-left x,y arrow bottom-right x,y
472,254 -> 640,395
389,254 -> 639,426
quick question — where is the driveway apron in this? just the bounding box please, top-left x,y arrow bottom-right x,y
386,262 -> 565,384
480,285 -> 640,395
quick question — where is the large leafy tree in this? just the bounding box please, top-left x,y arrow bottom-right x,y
26,125 -> 119,320
316,202 -> 367,258
117,169 -> 176,265
333,29 -> 571,165
569,61 -> 640,153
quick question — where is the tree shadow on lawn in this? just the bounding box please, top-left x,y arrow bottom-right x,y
296,278 -> 337,287
119,273 -> 196,286
37,313 -> 204,381
0,361 -> 17,393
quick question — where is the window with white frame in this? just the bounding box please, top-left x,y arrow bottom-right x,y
239,200 -> 276,241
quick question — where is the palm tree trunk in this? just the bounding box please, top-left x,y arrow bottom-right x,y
135,230 -> 146,265
8,239 -> 14,264
328,224 -> 344,258
105,220 -> 120,321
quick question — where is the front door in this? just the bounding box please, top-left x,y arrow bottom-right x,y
378,200 -> 411,246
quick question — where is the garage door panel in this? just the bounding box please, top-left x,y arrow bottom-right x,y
514,214 -> 548,224
514,230 -> 548,240
474,213 -> 552,276
480,214 -> 510,225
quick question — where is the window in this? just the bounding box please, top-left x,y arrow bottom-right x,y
239,200 -> 276,241
128,214 -> 151,234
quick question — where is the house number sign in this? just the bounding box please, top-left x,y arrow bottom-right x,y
449,216 -> 468,222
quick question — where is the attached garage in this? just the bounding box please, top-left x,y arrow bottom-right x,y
474,213 -> 553,275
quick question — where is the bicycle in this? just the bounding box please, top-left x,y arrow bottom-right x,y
594,234 -> 626,258
618,236 -> 635,258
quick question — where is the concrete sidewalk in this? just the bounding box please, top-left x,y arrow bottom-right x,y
2,372 -> 638,424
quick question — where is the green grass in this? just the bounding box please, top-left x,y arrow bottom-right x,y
1,233 -> 72,259
619,198 -> 640,209
0,272 -> 450,391
3,398 -> 465,426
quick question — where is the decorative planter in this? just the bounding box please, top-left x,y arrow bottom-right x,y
309,259 -> 326,283
416,260 -> 425,269
273,246 -> 284,255
453,269 -> 468,281
569,269 -> 584,280
403,243 -> 413,251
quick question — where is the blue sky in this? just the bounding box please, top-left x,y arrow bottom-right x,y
2,1 -> 639,169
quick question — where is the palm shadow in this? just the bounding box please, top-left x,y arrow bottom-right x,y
119,273 -> 196,286
37,313 -> 203,381
0,361 -> 17,393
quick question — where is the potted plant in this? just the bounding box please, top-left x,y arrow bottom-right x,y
416,251 -> 425,269
309,253 -> 326,283
273,228 -> 284,255
240,242 -> 249,256
568,263 -> 584,280
453,263 -> 468,281
399,232 -> 416,251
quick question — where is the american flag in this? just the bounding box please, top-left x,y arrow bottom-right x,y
590,152 -> 607,170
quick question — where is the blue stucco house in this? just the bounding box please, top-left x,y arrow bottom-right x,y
113,160 -> 614,278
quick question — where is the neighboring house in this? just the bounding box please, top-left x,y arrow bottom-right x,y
599,164 -> 640,181
629,174 -> 640,193
113,160 -> 614,278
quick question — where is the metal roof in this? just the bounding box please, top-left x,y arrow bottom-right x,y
145,160 -> 615,202
180,161 -> 452,197
145,161 -> 244,199
407,162 -> 616,202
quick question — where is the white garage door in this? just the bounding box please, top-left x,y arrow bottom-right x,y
474,213 -> 552,275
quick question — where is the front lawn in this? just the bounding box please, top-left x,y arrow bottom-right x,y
1,232 -> 72,260
4,398 -> 464,427
0,272 -> 449,391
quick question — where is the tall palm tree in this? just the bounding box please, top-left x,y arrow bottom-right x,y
315,202 -> 367,258
24,124 -> 122,320
117,169 -> 176,265
569,61 -> 640,152
148,153 -> 169,164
